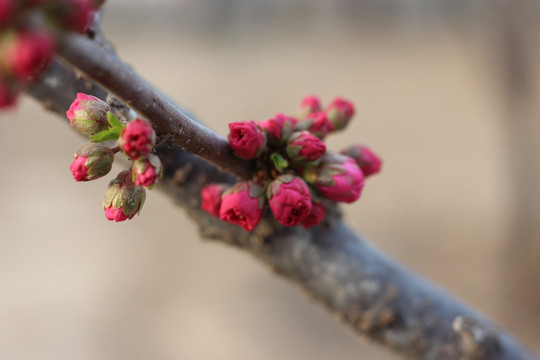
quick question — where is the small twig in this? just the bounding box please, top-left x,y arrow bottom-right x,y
54,33 -> 254,180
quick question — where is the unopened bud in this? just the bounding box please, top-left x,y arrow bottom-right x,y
304,153 -> 364,203
0,77 -> 17,109
1,29 -> 54,82
103,170 -> 146,222
132,153 -> 163,188
286,131 -> 326,163
201,183 -> 229,217
69,143 -> 114,181
220,181 -> 265,231
267,175 -> 312,227
66,93 -> 111,137
326,97 -> 355,131
301,198 -> 326,229
341,144 -> 382,177
50,0 -> 95,33
0,0 -> 16,28
228,120 -> 267,159
295,111 -> 334,139
298,95 -> 321,120
118,118 -> 156,160
257,113 -> 297,145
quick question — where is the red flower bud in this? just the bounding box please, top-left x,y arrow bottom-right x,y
118,118 -> 156,160
0,77 -> 17,109
52,0 -> 95,33
220,181 -> 265,231
103,170 -> 146,222
201,183 -> 229,217
341,144 -> 382,177
132,154 -> 163,188
0,0 -> 15,28
267,175 -> 312,227
69,143 -> 114,181
326,97 -> 355,131
286,131 -> 326,163
301,200 -> 326,229
257,113 -> 297,145
2,29 -> 54,82
305,153 -> 364,203
228,120 -> 267,159
298,95 -> 321,119
295,111 -> 334,139
66,93 -> 111,136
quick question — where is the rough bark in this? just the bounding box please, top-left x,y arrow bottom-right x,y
26,37 -> 537,360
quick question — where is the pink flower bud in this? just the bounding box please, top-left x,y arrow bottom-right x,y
286,131 -> 326,163
341,144 -> 382,177
52,0 -> 95,33
298,95 -> 321,119
66,93 -> 111,137
69,143 -> 114,181
118,118 -> 156,160
201,183 -> 228,217
305,153 -> 364,203
103,170 -> 146,222
2,29 -> 54,82
301,201 -> 326,229
132,153 -> 163,188
228,120 -> 267,159
326,97 -> 355,131
220,181 -> 265,231
0,78 -> 17,109
295,111 -> 334,139
0,0 -> 15,28
267,175 -> 312,227
257,113 -> 297,144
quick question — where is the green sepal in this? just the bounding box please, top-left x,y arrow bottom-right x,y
90,112 -> 125,143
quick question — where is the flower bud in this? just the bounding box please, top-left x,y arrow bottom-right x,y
295,111 -> 334,139
66,93 -> 111,137
257,113 -> 297,145
1,29 -> 54,82
301,200 -> 326,229
201,183 -> 229,217
228,120 -> 267,159
267,175 -> 312,227
50,0 -> 95,33
0,0 -> 16,28
341,144 -> 382,177
286,131 -> 326,163
326,97 -> 355,131
304,153 -> 364,203
220,181 -> 265,231
103,170 -> 146,222
69,143 -> 114,181
118,118 -> 156,160
132,153 -> 163,188
298,95 -> 321,120
0,77 -> 17,109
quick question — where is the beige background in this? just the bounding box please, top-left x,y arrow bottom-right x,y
1,2 -> 539,359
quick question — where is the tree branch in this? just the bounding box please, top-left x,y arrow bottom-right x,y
54,33 -> 255,180
25,40 -> 538,360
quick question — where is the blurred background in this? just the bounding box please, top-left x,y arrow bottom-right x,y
1,1 -> 539,359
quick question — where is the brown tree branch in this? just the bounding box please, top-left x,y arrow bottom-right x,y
26,40 -> 538,360
54,33 -> 255,180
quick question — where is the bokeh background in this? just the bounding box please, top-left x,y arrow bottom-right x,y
1,1 -> 539,359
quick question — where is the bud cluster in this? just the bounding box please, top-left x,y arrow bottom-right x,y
67,93 -> 162,222
0,0 -> 106,111
201,95 -> 383,231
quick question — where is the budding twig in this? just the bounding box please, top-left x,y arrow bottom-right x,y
55,33 -> 255,180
